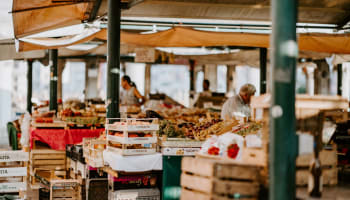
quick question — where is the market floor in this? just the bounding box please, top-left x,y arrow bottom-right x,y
297,186 -> 350,200
296,175 -> 350,200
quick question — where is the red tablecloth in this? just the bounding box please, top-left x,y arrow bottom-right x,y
30,128 -> 104,150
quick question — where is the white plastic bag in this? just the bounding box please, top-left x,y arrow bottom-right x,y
199,135 -> 218,154
20,112 -> 31,147
217,132 -> 244,160
245,134 -> 262,148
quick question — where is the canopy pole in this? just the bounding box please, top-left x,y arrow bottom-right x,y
49,49 -> 58,112
337,64 -> 342,96
106,0 -> 121,118
260,48 -> 267,94
189,60 -> 196,97
27,59 -> 33,114
270,0 -> 298,199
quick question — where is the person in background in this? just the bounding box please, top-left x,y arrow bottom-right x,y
201,79 -> 212,97
120,75 -> 145,106
221,83 -> 256,120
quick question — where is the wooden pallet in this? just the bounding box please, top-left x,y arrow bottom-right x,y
180,157 -> 261,200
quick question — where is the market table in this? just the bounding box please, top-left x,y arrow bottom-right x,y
30,128 -> 104,150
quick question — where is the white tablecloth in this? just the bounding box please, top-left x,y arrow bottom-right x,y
103,150 -> 163,172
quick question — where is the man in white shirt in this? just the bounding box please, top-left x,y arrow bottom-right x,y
221,84 -> 256,120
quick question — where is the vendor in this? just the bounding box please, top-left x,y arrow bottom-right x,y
201,79 -> 212,97
120,75 -> 145,106
221,83 -> 256,120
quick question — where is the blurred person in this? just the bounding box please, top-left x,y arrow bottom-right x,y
221,83 -> 256,120
201,79 -> 212,97
120,75 -> 145,106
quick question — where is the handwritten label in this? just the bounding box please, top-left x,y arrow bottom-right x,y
0,151 -> 29,162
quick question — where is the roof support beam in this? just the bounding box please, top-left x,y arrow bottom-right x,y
106,0 -> 121,118
270,0 -> 298,199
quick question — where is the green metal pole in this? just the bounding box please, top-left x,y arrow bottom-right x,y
270,0 -> 298,199
49,49 -> 58,112
106,0 -> 121,118
27,59 -> 33,114
337,64 -> 342,96
260,48 -> 267,94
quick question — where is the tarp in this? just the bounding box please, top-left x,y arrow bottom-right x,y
12,0 -> 94,38
16,27 -> 350,55
17,27 -> 102,51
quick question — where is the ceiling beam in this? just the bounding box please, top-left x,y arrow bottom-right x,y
88,0 -> 103,22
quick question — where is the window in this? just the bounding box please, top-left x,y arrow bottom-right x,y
125,63 -> 146,95
195,71 -> 204,93
217,65 -> 227,93
62,62 -> 85,100
32,61 -> 49,103
151,65 -> 190,107
235,66 -> 260,95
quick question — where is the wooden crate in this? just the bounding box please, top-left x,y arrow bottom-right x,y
296,149 -> 338,186
0,150 -> 29,195
296,167 -> 337,186
30,149 -> 66,170
251,94 -> 349,121
34,169 -> 79,200
180,157 -> 261,200
30,149 -> 66,185
106,118 -> 159,156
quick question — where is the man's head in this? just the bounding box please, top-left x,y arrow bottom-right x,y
239,84 -> 256,104
203,79 -> 210,91
121,75 -> 131,89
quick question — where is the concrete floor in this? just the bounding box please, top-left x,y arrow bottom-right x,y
297,185 -> 350,200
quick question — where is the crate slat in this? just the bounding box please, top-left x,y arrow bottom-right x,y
181,188 -> 257,200
296,150 -> 337,167
182,157 -> 260,180
296,167 -> 337,186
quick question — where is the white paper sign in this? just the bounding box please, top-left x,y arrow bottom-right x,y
0,151 -> 29,162
0,182 -> 26,193
0,167 -> 27,177
298,133 -> 314,155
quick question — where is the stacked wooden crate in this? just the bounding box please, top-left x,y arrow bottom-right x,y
34,169 -> 79,200
30,149 -> 66,185
296,148 -> 338,186
0,150 -> 28,198
181,157 -> 262,200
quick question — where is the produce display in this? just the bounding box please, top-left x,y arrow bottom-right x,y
199,121 -> 263,160
232,122 -> 263,136
158,119 -> 238,141
138,108 -> 220,123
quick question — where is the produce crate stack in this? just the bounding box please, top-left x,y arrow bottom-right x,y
30,149 -> 66,186
104,118 -> 162,200
66,144 -> 88,200
82,138 -> 109,200
34,169 -> 80,200
105,118 -> 159,156
296,148 -> 338,186
0,150 -> 28,199
83,138 -> 106,168
180,157 -> 263,200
